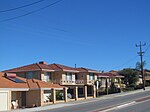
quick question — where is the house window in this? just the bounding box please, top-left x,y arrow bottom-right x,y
44,72 -> 51,82
89,73 -> 94,80
66,73 -> 72,81
26,72 -> 34,79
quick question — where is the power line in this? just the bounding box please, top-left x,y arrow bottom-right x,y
113,55 -> 138,70
144,44 -> 150,54
0,0 -> 63,22
0,0 -> 46,13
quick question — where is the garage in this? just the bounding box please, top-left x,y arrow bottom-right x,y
0,91 -> 8,111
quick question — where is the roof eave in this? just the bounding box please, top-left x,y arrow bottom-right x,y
0,88 -> 29,91
62,69 -> 79,73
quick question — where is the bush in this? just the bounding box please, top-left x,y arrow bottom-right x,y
108,82 -> 121,94
128,83 -> 136,88
56,90 -> 63,100
122,87 -> 134,92
145,81 -> 150,86
135,84 -> 143,89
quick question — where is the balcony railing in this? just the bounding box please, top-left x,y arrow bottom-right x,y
75,80 -> 84,84
145,75 -> 150,80
60,79 -> 85,85
46,79 -> 96,85
86,80 -> 95,84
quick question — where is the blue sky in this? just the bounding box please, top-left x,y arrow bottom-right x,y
0,0 -> 150,71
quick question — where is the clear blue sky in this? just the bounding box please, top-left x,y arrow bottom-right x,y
0,0 -> 150,71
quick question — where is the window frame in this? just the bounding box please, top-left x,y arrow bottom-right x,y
66,72 -> 72,81
89,73 -> 95,80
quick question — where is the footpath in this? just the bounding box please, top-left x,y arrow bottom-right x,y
10,87 -> 150,112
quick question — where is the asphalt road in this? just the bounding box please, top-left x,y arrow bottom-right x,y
40,90 -> 150,112
109,100 -> 150,112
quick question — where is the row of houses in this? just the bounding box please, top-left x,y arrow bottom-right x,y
0,61 -> 125,111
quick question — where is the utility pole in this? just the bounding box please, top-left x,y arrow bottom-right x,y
136,41 -> 146,90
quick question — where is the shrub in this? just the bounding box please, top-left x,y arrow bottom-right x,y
56,90 -> 63,100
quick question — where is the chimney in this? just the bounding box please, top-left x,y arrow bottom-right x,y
5,73 -> 16,78
39,61 -> 47,65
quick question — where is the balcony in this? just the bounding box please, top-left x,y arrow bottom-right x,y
86,80 -> 95,85
60,79 -> 84,85
145,75 -> 150,80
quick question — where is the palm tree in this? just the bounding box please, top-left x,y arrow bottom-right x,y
136,61 -> 146,70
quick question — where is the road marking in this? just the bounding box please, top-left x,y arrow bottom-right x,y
93,95 -> 150,112
94,102 -> 136,112
116,101 -> 136,109
135,96 -> 150,102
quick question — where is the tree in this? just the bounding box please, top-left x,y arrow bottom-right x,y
136,61 -> 146,70
118,68 -> 139,86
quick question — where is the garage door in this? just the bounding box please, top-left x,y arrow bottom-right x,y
0,92 -> 8,111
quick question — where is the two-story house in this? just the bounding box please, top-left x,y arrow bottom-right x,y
97,72 -> 124,95
3,62 -> 98,101
48,63 -> 84,100
75,67 -> 98,98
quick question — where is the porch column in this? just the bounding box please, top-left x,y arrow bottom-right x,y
84,86 -> 87,99
105,78 -> 108,95
40,90 -> 44,106
64,87 -> 68,102
93,85 -> 96,98
52,88 -> 56,104
118,78 -> 121,88
118,78 -> 122,92
74,86 -> 78,100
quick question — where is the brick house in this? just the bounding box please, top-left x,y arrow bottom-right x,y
97,73 -> 124,95
0,72 -> 65,111
74,67 -> 98,98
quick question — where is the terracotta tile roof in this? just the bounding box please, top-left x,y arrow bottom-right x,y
0,72 -> 64,90
75,68 -> 87,72
3,62 -> 79,73
0,72 -> 28,89
48,63 -> 79,73
109,70 -> 119,74
2,63 -> 54,73
97,73 -> 124,78
27,79 -> 64,89
75,67 -> 98,73
97,73 -> 109,77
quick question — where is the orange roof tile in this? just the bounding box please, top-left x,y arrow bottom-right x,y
0,72 -> 28,89
49,63 -> 79,72
97,73 -> 124,78
0,72 -> 64,90
75,67 -> 98,73
3,63 -> 54,73
27,79 -> 64,89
